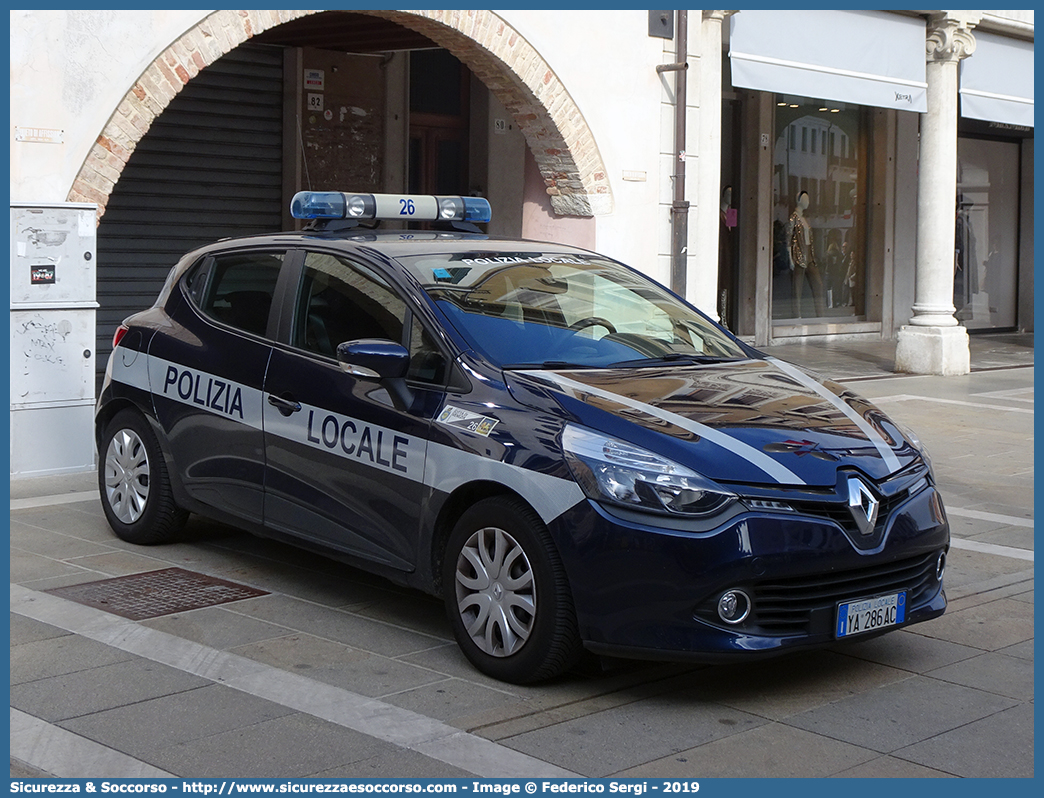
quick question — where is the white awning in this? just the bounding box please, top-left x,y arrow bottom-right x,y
729,10 -> 928,113
961,31 -> 1034,128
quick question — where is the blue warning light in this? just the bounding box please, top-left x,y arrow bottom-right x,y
290,192 -> 491,224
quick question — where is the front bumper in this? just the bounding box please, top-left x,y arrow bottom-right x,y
550,482 -> 949,662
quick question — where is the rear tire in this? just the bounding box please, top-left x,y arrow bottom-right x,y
99,409 -> 188,544
443,496 -> 582,684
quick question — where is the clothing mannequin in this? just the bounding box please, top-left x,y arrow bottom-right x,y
788,191 -> 825,318
788,192 -> 813,268
848,188 -> 865,315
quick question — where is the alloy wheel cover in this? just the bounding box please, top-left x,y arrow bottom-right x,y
454,526 -> 536,657
104,428 -> 151,524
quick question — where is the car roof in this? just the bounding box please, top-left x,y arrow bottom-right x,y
196,228 -> 599,261
159,229 -> 608,309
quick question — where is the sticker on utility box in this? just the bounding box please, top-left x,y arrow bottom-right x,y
30,265 -> 56,285
437,405 -> 499,437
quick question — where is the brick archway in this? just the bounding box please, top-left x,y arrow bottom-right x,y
69,9 -> 611,218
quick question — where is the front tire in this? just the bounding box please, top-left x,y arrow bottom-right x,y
99,409 -> 188,544
443,496 -> 582,684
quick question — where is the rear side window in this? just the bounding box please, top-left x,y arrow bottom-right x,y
194,252 -> 284,337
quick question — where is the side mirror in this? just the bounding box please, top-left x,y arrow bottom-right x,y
336,339 -> 410,379
336,339 -> 413,410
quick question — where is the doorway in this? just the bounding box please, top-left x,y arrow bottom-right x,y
409,49 -> 470,196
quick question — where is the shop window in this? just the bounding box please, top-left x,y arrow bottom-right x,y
771,95 -> 868,323
955,137 -> 1020,330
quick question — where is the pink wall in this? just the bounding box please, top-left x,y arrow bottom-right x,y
521,147 -> 596,250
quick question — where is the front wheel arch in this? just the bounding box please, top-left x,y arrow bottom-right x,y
428,481 -> 522,596
441,494 -> 582,683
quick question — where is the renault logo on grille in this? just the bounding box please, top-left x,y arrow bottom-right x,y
847,477 -> 880,535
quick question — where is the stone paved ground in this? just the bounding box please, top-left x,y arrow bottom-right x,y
10,339 -> 1033,779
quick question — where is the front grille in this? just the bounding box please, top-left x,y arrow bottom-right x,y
788,487 -> 914,545
697,550 -> 942,636
753,550 -> 940,634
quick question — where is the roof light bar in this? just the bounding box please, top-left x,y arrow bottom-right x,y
290,192 -> 491,223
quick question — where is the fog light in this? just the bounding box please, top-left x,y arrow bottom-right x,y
717,589 -> 751,624
936,551 -> 947,580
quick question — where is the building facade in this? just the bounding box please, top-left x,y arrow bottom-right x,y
8,9 -> 1035,473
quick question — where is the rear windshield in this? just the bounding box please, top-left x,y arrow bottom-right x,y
395,252 -> 748,368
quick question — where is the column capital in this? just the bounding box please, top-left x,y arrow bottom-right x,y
926,11 -> 981,63
702,10 -> 738,24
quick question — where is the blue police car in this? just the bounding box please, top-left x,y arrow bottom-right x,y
96,191 -> 949,683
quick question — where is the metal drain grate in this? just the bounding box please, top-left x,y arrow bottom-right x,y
46,567 -> 269,620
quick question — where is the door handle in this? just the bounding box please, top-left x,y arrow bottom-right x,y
268,394 -> 302,416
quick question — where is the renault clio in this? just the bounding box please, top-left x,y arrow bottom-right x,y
96,192 -> 949,683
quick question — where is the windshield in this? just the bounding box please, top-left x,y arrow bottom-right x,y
396,252 -> 749,368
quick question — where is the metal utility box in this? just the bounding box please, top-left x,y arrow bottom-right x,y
10,202 -> 98,476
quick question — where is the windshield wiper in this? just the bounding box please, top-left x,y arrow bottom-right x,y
502,360 -> 601,370
606,353 -> 742,368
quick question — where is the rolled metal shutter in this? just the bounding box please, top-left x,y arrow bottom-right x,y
95,43 -> 284,386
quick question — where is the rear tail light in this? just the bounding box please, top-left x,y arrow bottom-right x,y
112,324 -> 130,349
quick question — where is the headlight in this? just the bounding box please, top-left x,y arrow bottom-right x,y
894,420 -> 933,471
561,424 -> 736,517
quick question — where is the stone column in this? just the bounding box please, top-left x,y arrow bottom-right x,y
895,12 -> 979,376
691,10 -> 736,317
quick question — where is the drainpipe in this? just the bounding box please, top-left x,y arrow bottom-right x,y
657,10 -> 689,297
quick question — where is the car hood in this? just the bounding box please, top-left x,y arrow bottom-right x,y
505,357 -> 920,488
